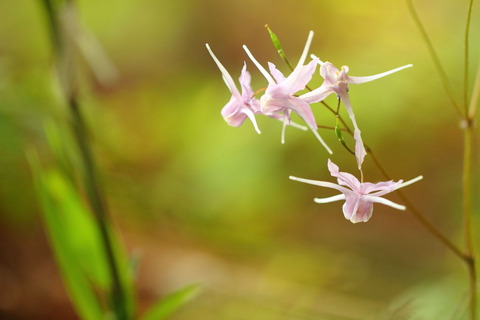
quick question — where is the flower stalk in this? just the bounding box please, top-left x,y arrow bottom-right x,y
40,0 -> 129,319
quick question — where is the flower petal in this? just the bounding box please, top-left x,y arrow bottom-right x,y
362,180 -> 399,195
314,194 -> 345,203
239,62 -> 254,99
342,195 -> 374,223
289,176 -> 351,194
296,30 -> 314,68
243,45 -> 275,84
337,92 -> 366,169
397,175 -> 423,189
363,195 -> 406,211
348,64 -> 413,85
280,58 -> 318,95
268,62 -> 286,83
327,159 -> 361,191
290,98 -> 332,153
206,44 -> 241,97
300,84 -> 333,104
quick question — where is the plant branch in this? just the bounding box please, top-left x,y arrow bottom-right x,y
406,0 -> 463,117
464,0 -> 475,114
40,1 -> 129,319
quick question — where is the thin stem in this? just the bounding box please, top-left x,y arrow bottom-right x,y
367,150 -> 466,261
463,1 -> 477,318
468,58 -> 480,119
272,23 -> 465,262
406,0 -> 463,117
463,122 -> 476,320
464,0 -> 475,114
40,1 -> 129,319
70,97 -> 128,320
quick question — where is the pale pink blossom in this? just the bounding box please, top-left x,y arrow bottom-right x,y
243,32 -> 332,153
206,44 -> 308,134
289,159 -> 422,223
206,44 -> 261,134
301,59 -> 413,168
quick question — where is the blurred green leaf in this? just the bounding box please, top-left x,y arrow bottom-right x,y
43,119 -> 136,318
140,284 -> 201,320
29,152 -> 106,320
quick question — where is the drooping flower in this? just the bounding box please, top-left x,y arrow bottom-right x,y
206,44 -> 261,134
243,32 -> 332,154
301,59 -> 413,168
289,159 -> 423,223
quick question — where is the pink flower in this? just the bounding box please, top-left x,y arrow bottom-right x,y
301,59 -> 413,168
289,159 -> 422,223
243,32 -> 332,154
206,44 -> 261,134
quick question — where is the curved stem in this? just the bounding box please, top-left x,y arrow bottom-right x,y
464,0 -> 475,114
367,150 -> 466,261
41,1 -> 129,319
406,0 -> 463,117
463,122 -> 476,320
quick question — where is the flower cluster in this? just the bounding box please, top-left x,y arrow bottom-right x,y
206,30 -> 422,223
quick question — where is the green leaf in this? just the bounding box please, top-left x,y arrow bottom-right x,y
42,120 -> 136,319
29,152 -> 105,320
141,284 -> 202,320
265,25 -> 293,71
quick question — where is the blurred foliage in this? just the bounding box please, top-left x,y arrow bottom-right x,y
1,0 -> 480,319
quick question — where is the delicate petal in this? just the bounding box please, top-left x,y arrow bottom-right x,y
243,45 -> 275,84
314,194 -> 345,203
296,31 -> 314,68
239,62 -> 254,99
300,84 -> 333,104
290,98 -> 332,154
250,98 -> 261,112
284,120 -> 308,131
281,111 -> 290,144
362,180 -> 399,195
289,98 -> 318,130
279,58 -> 318,95
262,96 -> 317,130
343,196 -> 374,223
206,44 -> 240,97
268,62 -> 286,83
327,159 -> 361,191
243,107 -> 261,134
337,92 -> 366,169
289,176 -> 351,194
348,64 -> 413,84
221,97 -> 245,125
310,54 -> 325,65
320,62 -> 341,85
363,195 -> 406,210
397,175 -> 423,189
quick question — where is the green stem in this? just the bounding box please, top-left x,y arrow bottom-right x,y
463,2 -> 476,318
368,150 -> 466,261
464,0 -> 474,114
463,122 -> 476,320
69,97 -> 128,320
406,0 -> 463,117
40,1 -> 129,319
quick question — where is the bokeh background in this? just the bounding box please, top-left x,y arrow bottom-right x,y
1,0 -> 480,319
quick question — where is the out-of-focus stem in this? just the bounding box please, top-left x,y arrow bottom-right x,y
40,1 -> 129,319
463,121 -> 476,320
406,0 -> 462,117
464,0 -> 474,114
468,58 -> 480,119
